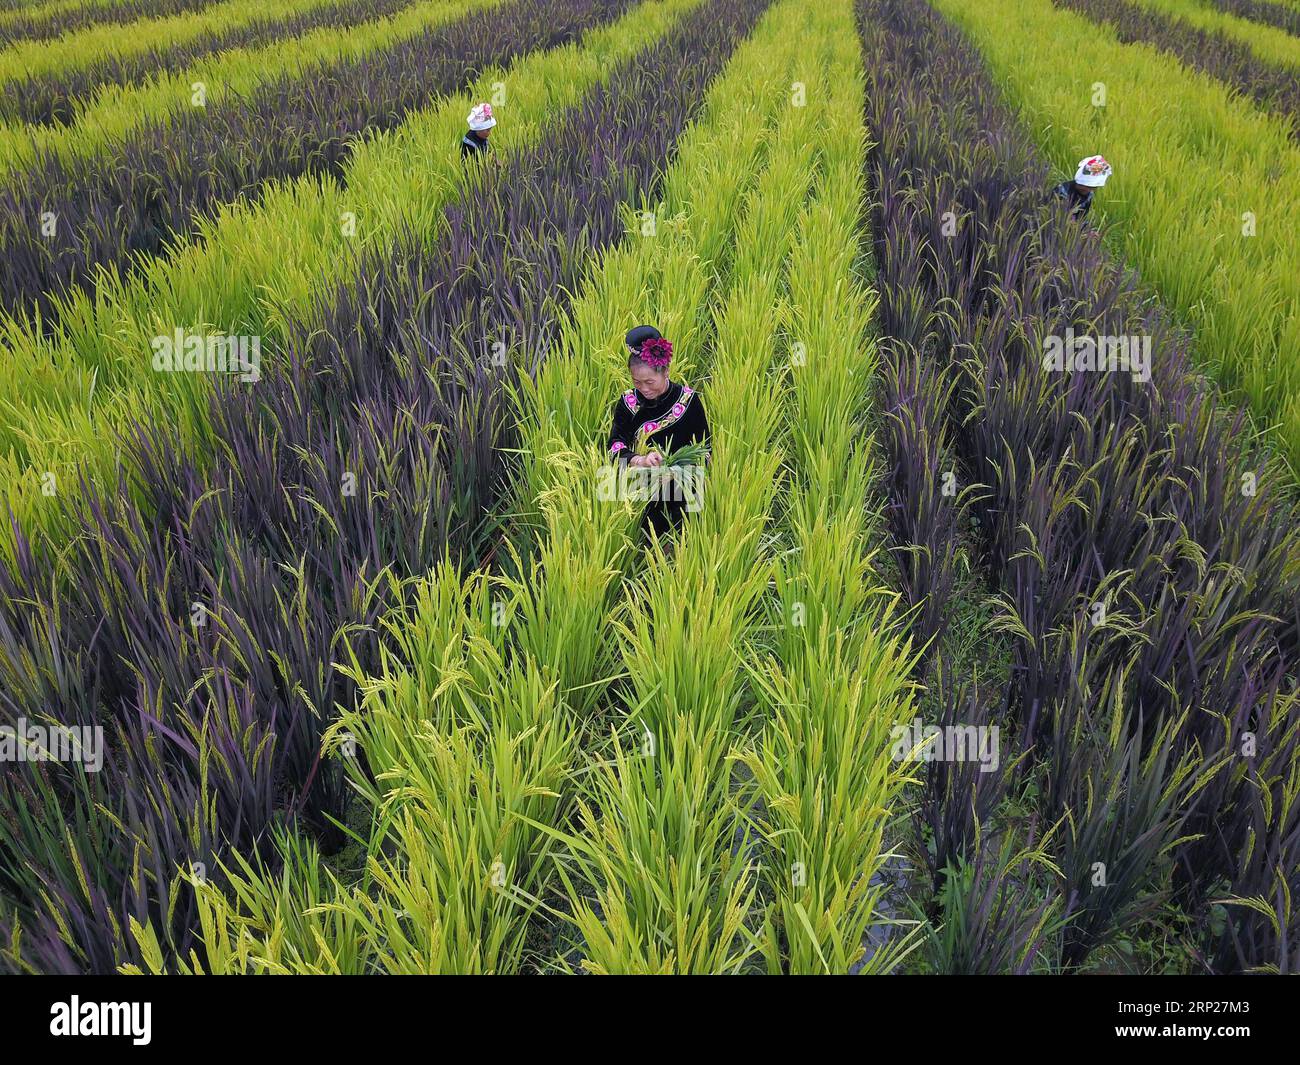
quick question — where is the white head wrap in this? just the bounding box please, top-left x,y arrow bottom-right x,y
467,102 -> 497,131
1074,154 -> 1112,187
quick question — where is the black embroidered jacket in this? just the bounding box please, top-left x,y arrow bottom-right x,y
461,132 -> 491,158
607,380 -> 710,464
1052,180 -> 1093,219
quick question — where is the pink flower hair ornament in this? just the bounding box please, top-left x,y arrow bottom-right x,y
637,337 -> 673,369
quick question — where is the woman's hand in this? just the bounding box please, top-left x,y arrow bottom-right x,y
629,453 -> 664,468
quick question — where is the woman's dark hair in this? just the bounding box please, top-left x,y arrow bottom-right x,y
625,325 -> 662,362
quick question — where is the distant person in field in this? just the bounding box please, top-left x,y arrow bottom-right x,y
1052,154 -> 1112,219
608,325 -> 711,541
462,102 -> 496,158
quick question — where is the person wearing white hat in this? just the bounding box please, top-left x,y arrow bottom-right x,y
1052,154 -> 1112,219
462,102 -> 497,158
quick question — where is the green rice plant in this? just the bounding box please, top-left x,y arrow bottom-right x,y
935,0 -> 1300,477
0,0 -> 701,563
320,566 -> 575,974
333,0 -> 826,975
0,0 -> 340,88
555,292 -> 787,973
734,11 -> 922,973
545,727 -> 761,973
633,441 -> 711,518
638,439 -> 710,464
503,0 -> 808,717
0,0 -> 116,23
1132,0 -> 1300,69
124,828 -> 371,975
3,0 -> 434,130
544,29 -> 874,974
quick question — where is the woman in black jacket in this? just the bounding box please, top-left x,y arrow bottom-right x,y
607,325 -> 710,540
461,102 -> 496,158
1052,153 -> 1112,219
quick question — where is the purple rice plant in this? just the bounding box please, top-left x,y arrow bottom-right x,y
0,0 -> 214,46
857,0 -> 1300,971
914,676 -> 1021,894
0,0 -> 637,326
916,820 -> 1069,974
1211,0 -> 1300,37
1051,705 -> 1209,970
880,342 -> 978,676
1199,678 -> 1300,972
1,0 -> 423,128
1053,0 -> 1300,136
1213,787 -> 1300,974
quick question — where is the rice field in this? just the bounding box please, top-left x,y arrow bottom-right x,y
0,0 -> 1296,981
